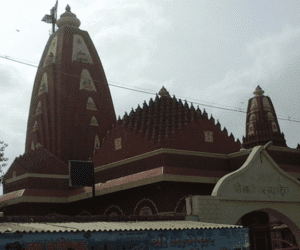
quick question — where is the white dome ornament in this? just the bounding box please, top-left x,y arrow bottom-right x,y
253,85 -> 264,96
56,5 -> 81,29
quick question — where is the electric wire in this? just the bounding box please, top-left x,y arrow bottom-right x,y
0,55 -> 38,68
1,54 -> 300,124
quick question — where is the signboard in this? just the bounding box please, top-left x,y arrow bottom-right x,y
0,225 -> 250,250
69,160 -> 94,187
212,145 -> 300,201
148,228 -> 250,250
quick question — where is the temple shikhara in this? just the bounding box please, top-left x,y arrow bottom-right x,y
2,4 -> 300,249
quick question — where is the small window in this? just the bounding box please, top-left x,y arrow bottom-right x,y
267,112 -> 275,120
204,131 -> 213,142
250,98 -> 258,110
248,123 -> 255,136
80,69 -> 96,91
115,137 -> 122,150
263,97 -> 271,110
272,122 -> 278,132
94,134 -> 100,149
72,34 -> 93,64
139,206 -> 152,216
35,101 -> 42,115
86,97 -> 97,110
249,113 -> 256,122
38,73 -> 48,95
90,116 -> 99,126
32,121 -> 38,132
13,171 -> 16,178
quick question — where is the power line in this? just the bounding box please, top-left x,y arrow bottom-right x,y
1,54 -> 300,124
0,55 -> 38,68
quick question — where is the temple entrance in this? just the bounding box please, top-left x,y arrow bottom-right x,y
241,211 -> 272,250
240,211 -> 299,250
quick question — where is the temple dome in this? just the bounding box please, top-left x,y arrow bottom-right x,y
56,5 -> 81,29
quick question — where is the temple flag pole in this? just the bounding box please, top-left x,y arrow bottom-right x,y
42,0 -> 58,34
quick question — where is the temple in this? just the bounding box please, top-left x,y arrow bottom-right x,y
2,5 -> 300,249
24,5 -> 116,163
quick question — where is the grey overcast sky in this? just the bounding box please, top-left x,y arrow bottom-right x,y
1,0 -> 300,195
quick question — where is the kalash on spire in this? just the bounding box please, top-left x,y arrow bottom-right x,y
25,4 -> 116,163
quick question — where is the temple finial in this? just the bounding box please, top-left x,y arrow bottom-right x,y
56,4 -> 81,28
253,85 -> 264,96
159,86 -> 170,98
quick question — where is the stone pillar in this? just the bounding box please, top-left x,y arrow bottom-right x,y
185,196 -> 192,215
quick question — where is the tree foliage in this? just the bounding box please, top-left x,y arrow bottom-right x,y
0,141 -> 8,183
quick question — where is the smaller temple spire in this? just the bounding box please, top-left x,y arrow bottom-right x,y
242,86 -> 287,149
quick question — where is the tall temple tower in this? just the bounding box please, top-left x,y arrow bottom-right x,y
25,5 -> 116,163
242,86 -> 287,149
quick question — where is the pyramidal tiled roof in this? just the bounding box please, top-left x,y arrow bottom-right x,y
4,146 -> 68,179
102,87 -> 233,145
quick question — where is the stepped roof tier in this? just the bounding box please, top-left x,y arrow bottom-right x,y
3,146 -> 69,194
93,87 -> 241,166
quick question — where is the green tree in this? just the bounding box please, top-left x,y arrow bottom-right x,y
0,141 -> 8,184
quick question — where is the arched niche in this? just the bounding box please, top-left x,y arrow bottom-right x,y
86,97 -> 97,110
248,123 -> 254,136
268,112 -> 275,120
77,210 -> 92,216
271,122 -> 278,132
32,121 -> 38,132
90,116 -> 98,126
139,207 -> 152,216
103,205 -> 123,216
249,113 -> 256,122
43,35 -> 57,67
38,73 -> 48,96
263,97 -> 272,110
72,34 -> 93,64
80,69 -> 96,92
94,134 -> 100,149
250,98 -> 258,110
134,198 -> 158,216
35,101 -> 42,115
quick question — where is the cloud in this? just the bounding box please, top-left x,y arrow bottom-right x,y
91,0 -> 171,77
0,67 -> 19,91
201,25 -> 300,147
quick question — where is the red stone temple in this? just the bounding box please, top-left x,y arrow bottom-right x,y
2,6 -> 300,220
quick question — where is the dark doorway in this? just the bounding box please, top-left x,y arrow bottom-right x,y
241,211 -> 272,250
